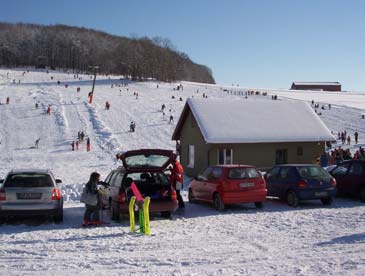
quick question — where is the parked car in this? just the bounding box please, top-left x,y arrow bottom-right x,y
329,160 -> 365,201
0,169 -> 63,223
265,164 -> 336,207
99,149 -> 178,220
188,165 -> 267,211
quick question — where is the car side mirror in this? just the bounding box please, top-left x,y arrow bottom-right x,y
55,179 -> 62,184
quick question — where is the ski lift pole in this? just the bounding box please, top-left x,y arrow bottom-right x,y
88,66 -> 99,104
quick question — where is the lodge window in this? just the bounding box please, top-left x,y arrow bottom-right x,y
188,145 -> 195,168
275,149 -> 288,165
218,149 -> 233,165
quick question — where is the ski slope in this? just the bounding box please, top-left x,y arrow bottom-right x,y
0,68 -> 364,276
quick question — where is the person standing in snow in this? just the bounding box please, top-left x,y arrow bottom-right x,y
71,141 -> 75,151
34,138 -> 41,148
354,132 -> 359,144
76,140 -> 79,150
6,96 -> 9,104
170,155 -> 185,211
347,135 -> 351,145
82,172 -> 102,225
169,115 -> 174,124
47,105 -> 51,115
86,137 -> 91,152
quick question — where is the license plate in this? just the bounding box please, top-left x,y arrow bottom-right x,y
315,192 -> 328,197
17,193 -> 42,200
239,182 -> 254,188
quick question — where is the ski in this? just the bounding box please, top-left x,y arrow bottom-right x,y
129,196 -> 136,232
143,197 -> 151,235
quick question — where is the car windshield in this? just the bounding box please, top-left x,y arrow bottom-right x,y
4,174 -> 54,188
296,166 -> 330,180
228,168 -> 260,179
124,154 -> 170,168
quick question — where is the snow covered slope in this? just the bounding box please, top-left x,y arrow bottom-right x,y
0,69 -> 364,276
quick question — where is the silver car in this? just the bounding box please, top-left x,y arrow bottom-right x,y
0,169 -> 63,223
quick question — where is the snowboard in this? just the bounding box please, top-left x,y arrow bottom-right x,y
129,196 -> 136,232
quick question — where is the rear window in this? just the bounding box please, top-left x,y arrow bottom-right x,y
228,168 -> 260,179
124,155 -> 170,168
4,174 -> 54,188
296,166 -> 330,180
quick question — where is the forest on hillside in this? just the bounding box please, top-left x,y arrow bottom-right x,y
0,23 -> 215,84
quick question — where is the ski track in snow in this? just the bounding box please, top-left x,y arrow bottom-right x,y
0,69 -> 364,276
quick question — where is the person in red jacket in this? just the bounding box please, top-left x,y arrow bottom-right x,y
170,155 -> 185,210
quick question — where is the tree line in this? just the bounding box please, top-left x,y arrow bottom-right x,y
0,22 -> 215,84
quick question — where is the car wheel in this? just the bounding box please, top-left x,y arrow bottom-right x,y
54,210 -> 63,224
286,191 -> 299,207
321,197 -> 333,205
161,211 -> 171,219
111,204 -> 120,221
360,188 -> 365,202
254,202 -> 263,209
188,189 -> 196,203
213,193 -> 225,211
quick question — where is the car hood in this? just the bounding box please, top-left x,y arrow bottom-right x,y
119,149 -> 174,172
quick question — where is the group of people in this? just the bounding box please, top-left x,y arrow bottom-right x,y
320,146 -> 365,166
338,131 -> 359,145
71,131 -> 91,151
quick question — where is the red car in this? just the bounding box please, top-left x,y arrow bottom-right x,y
100,149 -> 178,219
188,165 -> 267,211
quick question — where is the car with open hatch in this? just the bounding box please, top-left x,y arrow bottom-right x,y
265,164 -> 337,207
329,160 -> 365,201
99,149 -> 178,219
0,169 -> 63,223
188,165 -> 267,211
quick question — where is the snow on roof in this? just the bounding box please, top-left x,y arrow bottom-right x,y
292,82 -> 341,86
187,98 -> 335,143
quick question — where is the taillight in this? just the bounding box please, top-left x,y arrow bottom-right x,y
0,189 -> 6,201
331,178 -> 337,188
118,192 -> 126,203
260,177 -> 266,188
171,187 -> 177,201
297,180 -> 307,188
51,189 -> 61,200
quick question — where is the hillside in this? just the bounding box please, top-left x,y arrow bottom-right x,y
0,22 -> 215,84
0,69 -> 365,275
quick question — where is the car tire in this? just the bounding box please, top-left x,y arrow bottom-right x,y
321,197 -> 333,205
54,210 -> 63,224
111,204 -> 120,221
188,189 -> 196,203
161,211 -> 171,219
213,193 -> 225,211
286,190 -> 299,207
360,188 -> 365,202
254,202 -> 263,209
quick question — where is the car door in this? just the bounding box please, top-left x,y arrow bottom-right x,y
331,162 -> 351,195
265,167 -> 281,197
277,167 -> 294,198
193,167 -> 213,201
109,171 -> 124,203
202,167 -> 223,202
347,162 -> 364,195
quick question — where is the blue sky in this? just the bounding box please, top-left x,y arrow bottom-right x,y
1,0 -> 365,90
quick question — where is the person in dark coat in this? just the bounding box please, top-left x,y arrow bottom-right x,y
354,132 -> 359,144
83,172 -> 101,225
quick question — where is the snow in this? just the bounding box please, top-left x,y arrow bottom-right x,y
0,68 -> 364,275
187,98 -> 335,143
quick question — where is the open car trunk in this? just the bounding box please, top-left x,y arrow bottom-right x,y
123,172 -> 173,201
